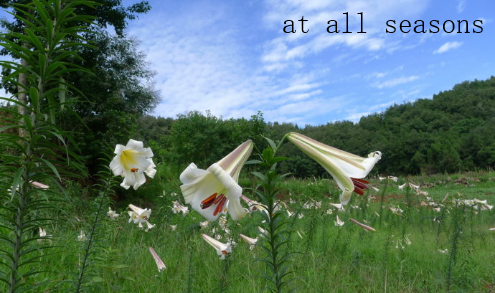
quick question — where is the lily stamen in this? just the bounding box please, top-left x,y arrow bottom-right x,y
201,193 -> 218,209
352,178 -> 369,195
213,196 -> 228,216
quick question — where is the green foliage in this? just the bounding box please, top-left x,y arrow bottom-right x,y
0,0 -> 94,291
168,110 -> 266,168
270,76 -> 495,176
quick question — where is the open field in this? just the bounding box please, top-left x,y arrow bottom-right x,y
2,168 -> 493,292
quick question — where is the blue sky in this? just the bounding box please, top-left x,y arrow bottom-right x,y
3,1 -> 494,126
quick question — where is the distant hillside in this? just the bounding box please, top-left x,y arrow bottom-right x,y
270,76 -> 495,176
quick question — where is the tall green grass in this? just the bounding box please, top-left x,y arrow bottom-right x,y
1,168 -> 493,292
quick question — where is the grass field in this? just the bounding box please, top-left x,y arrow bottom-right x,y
2,168 -> 494,292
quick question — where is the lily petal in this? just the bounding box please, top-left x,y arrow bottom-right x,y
288,132 -> 381,204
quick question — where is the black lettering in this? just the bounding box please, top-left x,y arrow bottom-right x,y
414,20 -> 425,33
473,20 -> 483,33
327,20 -> 339,33
299,16 -> 309,33
357,12 -> 366,33
457,20 -> 469,33
429,20 -> 439,33
283,20 -> 295,33
386,20 -> 396,33
443,20 -> 455,33
343,12 -> 351,33
400,20 -> 411,33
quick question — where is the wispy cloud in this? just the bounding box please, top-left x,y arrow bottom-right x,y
434,41 -> 463,54
457,0 -> 466,13
373,76 -> 419,89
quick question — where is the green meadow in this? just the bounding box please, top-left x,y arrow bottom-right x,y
5,166 -> 493,292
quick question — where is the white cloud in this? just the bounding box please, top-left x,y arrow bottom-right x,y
433,41 -> 463,54
457,0 -> 466,13
373,76 -> 419,89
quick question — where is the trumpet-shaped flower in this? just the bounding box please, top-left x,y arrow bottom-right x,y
239,234 -> 258,250
128,204 -> 154,231
172,201 -> 189,216
334,215 -> 345,226
107,207 -> 120,219
180,140 -> 253,221
202,233 -> 232,259
110,139 -> 156,190
149,247 -> 166,272
287,132 -> 381,204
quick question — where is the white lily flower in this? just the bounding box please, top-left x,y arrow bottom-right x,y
287,132 -> 381,204
239,234 -> 258,250
77,230 -> 87,241
170,225 -> 177,231
388,176 -> 398,182
329,203 -> 346,211
110,139 -> 155,190
128,204 -> 154,230
398,183 -> 407,190
107,207 -> 120,219
172,201 -> 189,216
38,227 -> 52,243
350,218 -> 376,232
180,140 -> 253,221
149,247 -> 166,272
202,233 -> 232,260
334,215 -> 345,226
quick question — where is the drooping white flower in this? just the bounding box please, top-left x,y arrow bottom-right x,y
398,183 -> 407,190
334,215 -> 345,226
350,218 -> 376,232
110,139 -> 155,190
202,234 -> 232,260
329,203 -> 345,212
239,234 -> 258,250
287,132 -> 381,204
149,247 -> 166,272
107,207 -> 120,219
128,204 -> 154,231
77,230 -> 87,241
172,201 -> 189,216
180,140 -> 253,221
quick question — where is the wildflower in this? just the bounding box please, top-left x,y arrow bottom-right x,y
180,140 -> 253,221
77,230 -> 87,241
30,181 -> 49,189
199,221 -> 209,229
287,132 -> 381,204
172,201 -> 189,216
329,203 -> 345,211
349,218 -> 376,232
149,247 -> 166,272
38,227 -> 51,243
202,234 -> 232,259
408,182 -> 420,190
107,207 -> 120,219
398,183 -> 407,190
489,228 -> 495,231
334,215 -> 344,226
388,176 -> 398,182
110,139 -> 156,190
438,249 -> 448,254
258,226 -> 268,236
170,225 -> 177,231
128,204 -> 154,231
239,234 -> 258,250
326,209 -> 333,215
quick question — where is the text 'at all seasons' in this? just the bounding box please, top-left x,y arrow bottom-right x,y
283,13 -> 484,34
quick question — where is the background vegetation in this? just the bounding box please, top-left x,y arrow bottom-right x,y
0,0 -> 494,292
